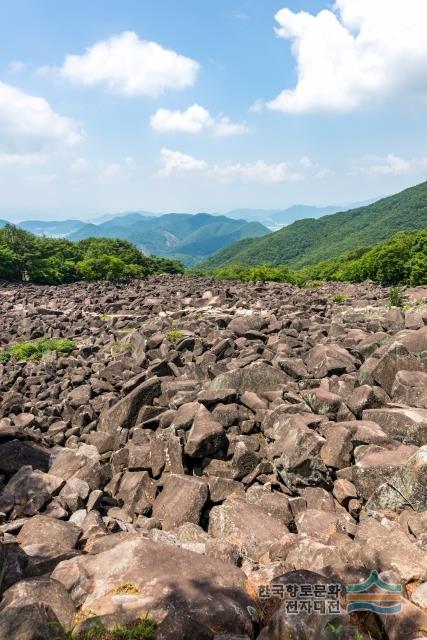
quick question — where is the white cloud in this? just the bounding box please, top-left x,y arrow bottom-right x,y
70,157 -> 88,173
356,152 -> 427,176
0,81 -> 84,156
214,160 -> 303,183
151,104 -> 250,136
158,148 -> 304,183
60,31 -> 199,97
8,60 -> 26,73
159,148 -> 208,176
268,0 -> 427,113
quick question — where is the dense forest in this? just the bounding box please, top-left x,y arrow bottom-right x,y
0,224 -> 183,284
201,229 -> 427,286
200,181 -> 427,270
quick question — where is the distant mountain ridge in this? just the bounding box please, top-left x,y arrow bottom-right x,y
199,181 -> 427,270
13,212 -> 268,266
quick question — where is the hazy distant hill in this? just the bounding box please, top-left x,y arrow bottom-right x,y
200,181 -> 427,270
68,212 -> 270,265
19,219 -> 86,237
225,205 -> 342,228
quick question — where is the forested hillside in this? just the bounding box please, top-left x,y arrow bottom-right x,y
204,228 -> 427,287
0,225 -> 183,284
200,181 -> 427,270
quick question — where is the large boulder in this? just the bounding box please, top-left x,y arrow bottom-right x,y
209,497 -> 288,562
152,474 -> 208,530
97,376 -> 162,433
51,534 -> 256,636
304,344 -> 356,378
210,361 -> 288,394
185,405 -> 226,458
363,406 -> 427,446
0,577 -> 76,629
366,445 -> 427,513
352,444 -> 418,501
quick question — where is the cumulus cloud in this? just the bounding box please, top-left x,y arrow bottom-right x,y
267,0 -> 427,113
0,81 -> 84,156
158,148 -> 304,183
159,148 -> 209,176
151,104 -> 250,136
356,153 -> 427,176
59,31 -> 199,97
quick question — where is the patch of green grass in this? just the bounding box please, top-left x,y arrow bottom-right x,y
99,313 -> 111,322
303,279 -> 325,289
332,293 -> 349,304
388,286 -> 404,308
0,338 -> 75,363
110,342 -> 132,355
403,298 -> 427,312
166,329 -> 184,343
53,615 -> 157,640
326,622 -> 344,636
111,617 -> 157,640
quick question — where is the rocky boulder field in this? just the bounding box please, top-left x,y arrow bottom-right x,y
0,275 -> 427,640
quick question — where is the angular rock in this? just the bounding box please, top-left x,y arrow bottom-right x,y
185,405 -> 226,458
153,474 -> 208,530
97,376 -> 162,433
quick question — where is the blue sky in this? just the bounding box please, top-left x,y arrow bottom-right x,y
0,0 -> 426,220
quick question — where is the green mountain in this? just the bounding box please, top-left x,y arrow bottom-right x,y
200,181 -> 427,270
68,213 -> 269,265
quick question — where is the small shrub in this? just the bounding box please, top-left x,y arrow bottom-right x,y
167,329 -> 184,343
0,338 -> 75,363
332,293 -> 348,304
388,286 -> 404,308
303,279 -> 325,289
326,621 -> 344,636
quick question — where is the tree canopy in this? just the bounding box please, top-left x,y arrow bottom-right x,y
0,225 -> 183,284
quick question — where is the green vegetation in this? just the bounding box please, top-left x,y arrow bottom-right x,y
0,338 -> 75,363
201,229 -> 427,287
326,622 -> 344,636
297,229 -> 426,286
0,224 -> 183,285
166,329 -> 184,343
332,293 -> 349,304
388,286 -> 404,308
54,615 -> 157,640
199,181 -> 427,270
68,212 -> 269,266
